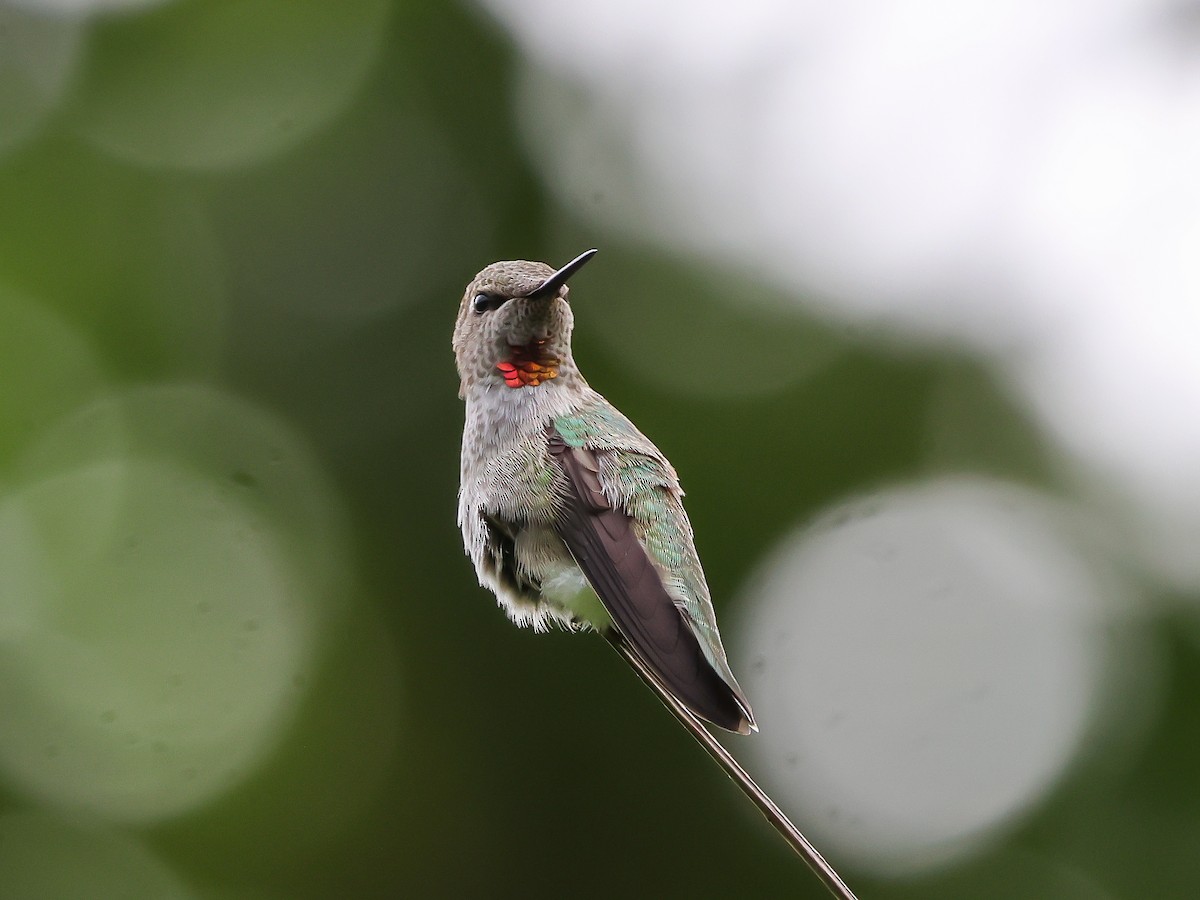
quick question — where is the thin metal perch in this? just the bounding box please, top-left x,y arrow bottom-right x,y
606,632 -> 859,900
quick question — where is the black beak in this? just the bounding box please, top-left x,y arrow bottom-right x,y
523,249 -> 598,300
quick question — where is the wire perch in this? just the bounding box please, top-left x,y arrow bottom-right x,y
606,631 -> 859,900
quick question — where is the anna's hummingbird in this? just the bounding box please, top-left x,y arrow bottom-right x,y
453,249 -> 755,734
452,250 -> 857,899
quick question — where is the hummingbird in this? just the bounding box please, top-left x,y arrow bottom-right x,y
452,250 -> 857,900
453,248 -> 754,734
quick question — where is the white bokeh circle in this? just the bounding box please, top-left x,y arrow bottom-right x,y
0,383 -> 350,823
0,458 -> 316,822
735,478 -> 1132,873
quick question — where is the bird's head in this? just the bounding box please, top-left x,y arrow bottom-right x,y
453,249 -> 597,397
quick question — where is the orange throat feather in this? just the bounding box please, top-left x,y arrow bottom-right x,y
496,340 -> 560,388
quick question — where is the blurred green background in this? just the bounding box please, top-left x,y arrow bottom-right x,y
1,1 -> 1198,898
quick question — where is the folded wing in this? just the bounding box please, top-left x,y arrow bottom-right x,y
548,432 -> 752,734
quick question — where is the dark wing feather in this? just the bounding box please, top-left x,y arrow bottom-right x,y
548,433 -> 751,733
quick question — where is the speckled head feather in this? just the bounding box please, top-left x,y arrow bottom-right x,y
453,253 -> 596,399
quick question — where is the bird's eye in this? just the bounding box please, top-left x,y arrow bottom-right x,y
472,293 -> 498,314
